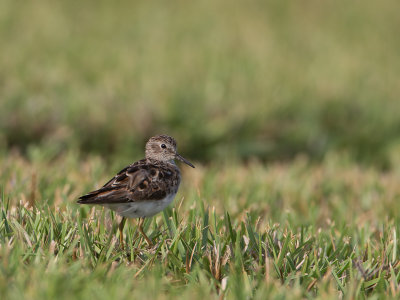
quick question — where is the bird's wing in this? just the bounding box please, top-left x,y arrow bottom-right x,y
77,160 -> 169,204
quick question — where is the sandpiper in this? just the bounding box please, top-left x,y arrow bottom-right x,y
77,135 -> 194,248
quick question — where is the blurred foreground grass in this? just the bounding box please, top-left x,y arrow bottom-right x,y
1,0 -> 400,167
2,150 -> 400,299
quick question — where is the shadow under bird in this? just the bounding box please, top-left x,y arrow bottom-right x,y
77,135 -> 195,248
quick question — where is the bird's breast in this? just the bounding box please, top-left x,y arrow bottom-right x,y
104,192 -> 177,218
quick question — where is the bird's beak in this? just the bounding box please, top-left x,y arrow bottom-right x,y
176,153 -> 195,168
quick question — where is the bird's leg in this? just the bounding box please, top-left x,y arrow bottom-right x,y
138,217 -> 153,247
118,217 -> 126,250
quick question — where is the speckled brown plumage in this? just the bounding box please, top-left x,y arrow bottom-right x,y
78,159 -> 181,204
77,134 -> 194,248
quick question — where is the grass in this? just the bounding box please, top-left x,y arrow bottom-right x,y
1,0 -> 400,167
2,0 -> 400,298
2,150 -> 400,299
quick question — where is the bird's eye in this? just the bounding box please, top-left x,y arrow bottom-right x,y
161,144 -> 166,149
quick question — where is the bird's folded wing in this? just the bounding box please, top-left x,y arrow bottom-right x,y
78,163 -> 167,204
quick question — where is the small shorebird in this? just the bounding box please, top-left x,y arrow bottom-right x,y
77,135 -> 194,248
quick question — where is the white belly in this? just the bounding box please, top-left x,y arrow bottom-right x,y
103,193 -> 177,218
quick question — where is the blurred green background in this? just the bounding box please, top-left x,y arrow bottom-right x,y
1,0 -> 399,167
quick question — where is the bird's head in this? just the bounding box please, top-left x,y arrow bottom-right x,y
145,135 -> 195,168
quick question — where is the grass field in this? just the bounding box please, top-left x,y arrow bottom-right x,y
2,151 -> 400,299
1,0 -> 400,166
1,0 -> 400,299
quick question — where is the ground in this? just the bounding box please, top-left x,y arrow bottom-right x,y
2,151 -> 400,299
